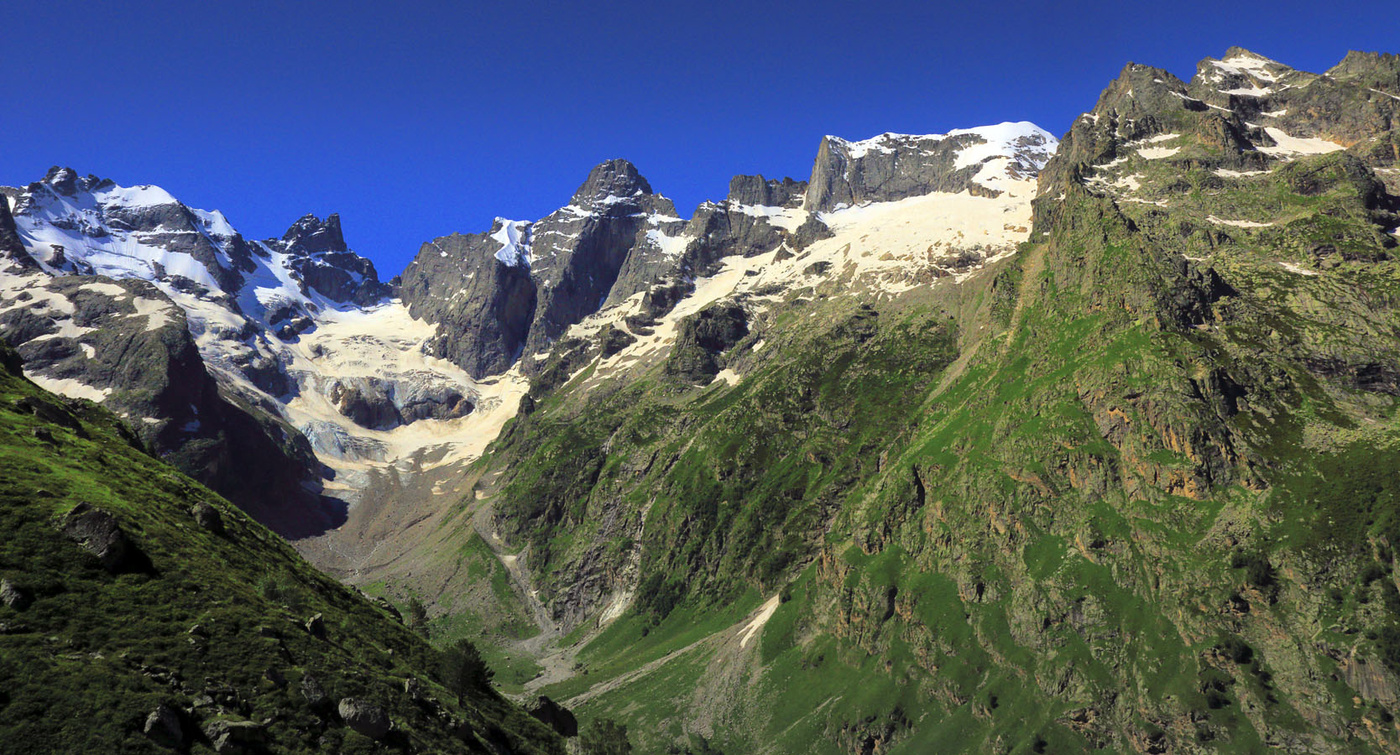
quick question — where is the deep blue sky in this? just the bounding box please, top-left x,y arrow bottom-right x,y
3,0 -> 1394,275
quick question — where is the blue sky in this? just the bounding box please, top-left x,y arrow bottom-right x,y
3,0 -> 1394,275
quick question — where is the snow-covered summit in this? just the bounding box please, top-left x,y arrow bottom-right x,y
1194,48 -> 1296,98
946,122 -> 1059,171
5,169 -> 390,324
823,122 -> 1056,166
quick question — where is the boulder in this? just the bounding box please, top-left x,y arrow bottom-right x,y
375,597 -> 402,623
142,703 -> 185,750
598,323 -> 636,358
0,579 -> 31,610
449,717 -> 476,741
338,698 -> 391,740
202,718 -> 267,754
300,671 -> 328,708
61,503 -> 146,573
525,695 -> 578,737
191,501 -> 225,536
305,613 -> 327,639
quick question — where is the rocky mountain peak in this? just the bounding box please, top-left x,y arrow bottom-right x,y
1090,63 -> 1185,116
570,158 -> 653,206
1327,50 -> 1400,93
1193,48 -> 1295,92
41,166 -> 79,196
264,213 -> 389,307
1221,45 -> 1281,63
38,166 -> 109,197
281,213 -> 348,254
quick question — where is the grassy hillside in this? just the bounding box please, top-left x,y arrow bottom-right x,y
452,52 -> 1400,754
0,341 -> 562,754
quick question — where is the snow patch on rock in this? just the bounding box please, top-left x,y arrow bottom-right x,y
490,219 -> 532,267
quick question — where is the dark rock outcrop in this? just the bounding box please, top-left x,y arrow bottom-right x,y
338,698 -> 392,740
526,696 -> 578,738
326,376 -> 473,430
201,718 -> 268,754
399,222 -> 539,380
0,340 -> 21,376
305,613 -> 327,639
191,501 -> 225,535
143,703 -> 186,750
61,503 -> 146,573
0,194 -> 35,271
665,303 -> 749,383
727,174 -> 806,208
0,579 -> 31,610
598,324 -> 636,358
269,214 -> 392,307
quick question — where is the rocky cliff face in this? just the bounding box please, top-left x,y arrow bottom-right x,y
398,159 -> 690,377
0,197 -> 34,270
804,122 -> 1058,211
266,213 -> 393,308
399,222 -> 539,379
518,159 -> 684,367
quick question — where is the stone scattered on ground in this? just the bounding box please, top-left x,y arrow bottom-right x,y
338,698 -> 392,740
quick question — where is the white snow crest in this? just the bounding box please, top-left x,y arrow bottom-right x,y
13,176 -> 228,290
490,219 -> 533,268
947,122 -> 1059,172
825,122 -> 1059,172
1208,52 -> 1281,84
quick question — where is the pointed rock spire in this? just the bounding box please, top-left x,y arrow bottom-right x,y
570,159 -> 653,205
282,213 -> 348,254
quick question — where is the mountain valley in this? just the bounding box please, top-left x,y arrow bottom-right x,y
4,46 -> 1400,754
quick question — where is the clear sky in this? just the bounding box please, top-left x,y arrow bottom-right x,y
4,0 -> 1394,276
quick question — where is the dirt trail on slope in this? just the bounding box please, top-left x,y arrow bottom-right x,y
1000,241 -> 1048,359
470,467 -> 787,706
560,593 -> 782,709
468,470 -> 592,695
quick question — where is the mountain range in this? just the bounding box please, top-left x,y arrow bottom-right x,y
3,46 -> 1400,754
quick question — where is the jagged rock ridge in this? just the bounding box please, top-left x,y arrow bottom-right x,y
401,123 -> 1059,380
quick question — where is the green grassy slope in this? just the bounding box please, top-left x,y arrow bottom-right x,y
0,341 -> 562,754
450,52 -> 1400,755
